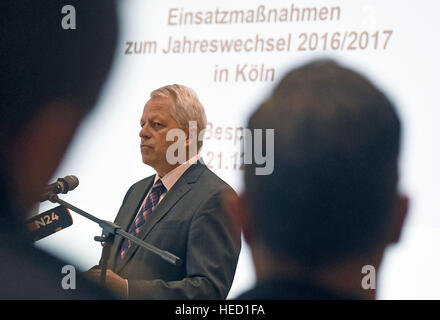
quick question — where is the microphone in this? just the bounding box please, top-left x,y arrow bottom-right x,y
40,175 -> 79,202
26,205 -> 73,242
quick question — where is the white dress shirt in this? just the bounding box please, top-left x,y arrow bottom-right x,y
135,154 -> 200,217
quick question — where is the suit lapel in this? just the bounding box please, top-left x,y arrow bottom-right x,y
115,161 -> 206,273
109,177 -> 154,270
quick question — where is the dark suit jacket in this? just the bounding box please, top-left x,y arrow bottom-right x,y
106,161 -> 241,299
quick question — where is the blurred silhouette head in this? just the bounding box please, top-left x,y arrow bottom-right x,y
236,60 -> 407,271
0,0 -> 118,217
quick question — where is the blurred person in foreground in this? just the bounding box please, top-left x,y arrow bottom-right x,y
228,60 -> 409,299
0,0 -> 118,298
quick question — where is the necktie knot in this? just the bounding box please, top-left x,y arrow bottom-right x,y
152,179 -> 167,195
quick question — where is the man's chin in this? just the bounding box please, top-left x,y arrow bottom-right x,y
141,157 -> 152,166
142,155 -> 162,169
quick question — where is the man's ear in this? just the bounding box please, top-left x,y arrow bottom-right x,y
9,99 -> 85,215
184,125 -> 198,160
222,191 -> 254,245
389,194 -> 409,244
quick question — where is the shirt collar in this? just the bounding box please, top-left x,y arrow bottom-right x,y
154,154 -> 200,191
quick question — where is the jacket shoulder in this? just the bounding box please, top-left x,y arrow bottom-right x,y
121,175 -> 155,204
191,165 -> 236,198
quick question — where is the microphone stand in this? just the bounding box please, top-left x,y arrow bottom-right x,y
48,194 -> 182,285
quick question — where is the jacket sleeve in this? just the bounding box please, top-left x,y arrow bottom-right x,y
126,190 -> 241,299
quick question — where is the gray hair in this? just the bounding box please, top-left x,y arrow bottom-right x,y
150,84 -> 207,150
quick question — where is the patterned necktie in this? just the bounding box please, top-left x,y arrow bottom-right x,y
119,179 -> 167,260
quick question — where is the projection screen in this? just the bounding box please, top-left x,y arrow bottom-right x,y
36,0 -> 440,299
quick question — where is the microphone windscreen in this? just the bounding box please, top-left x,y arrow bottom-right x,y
64,175 -> 79,191
26,205 -> 73,242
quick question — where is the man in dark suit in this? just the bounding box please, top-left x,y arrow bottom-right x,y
87,84 -> 241,299
228,60 -> 409,299
0,0 -> 118,298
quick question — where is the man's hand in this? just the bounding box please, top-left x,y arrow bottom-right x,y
84,269 -> 128,299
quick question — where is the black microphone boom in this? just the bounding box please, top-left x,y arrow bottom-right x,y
49,195 -> 182,269
46,179 -> 182,284
37,174 -> 181,285
40,175 -> 79,202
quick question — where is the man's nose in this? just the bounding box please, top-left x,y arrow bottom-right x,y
139,124 -> 151,139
